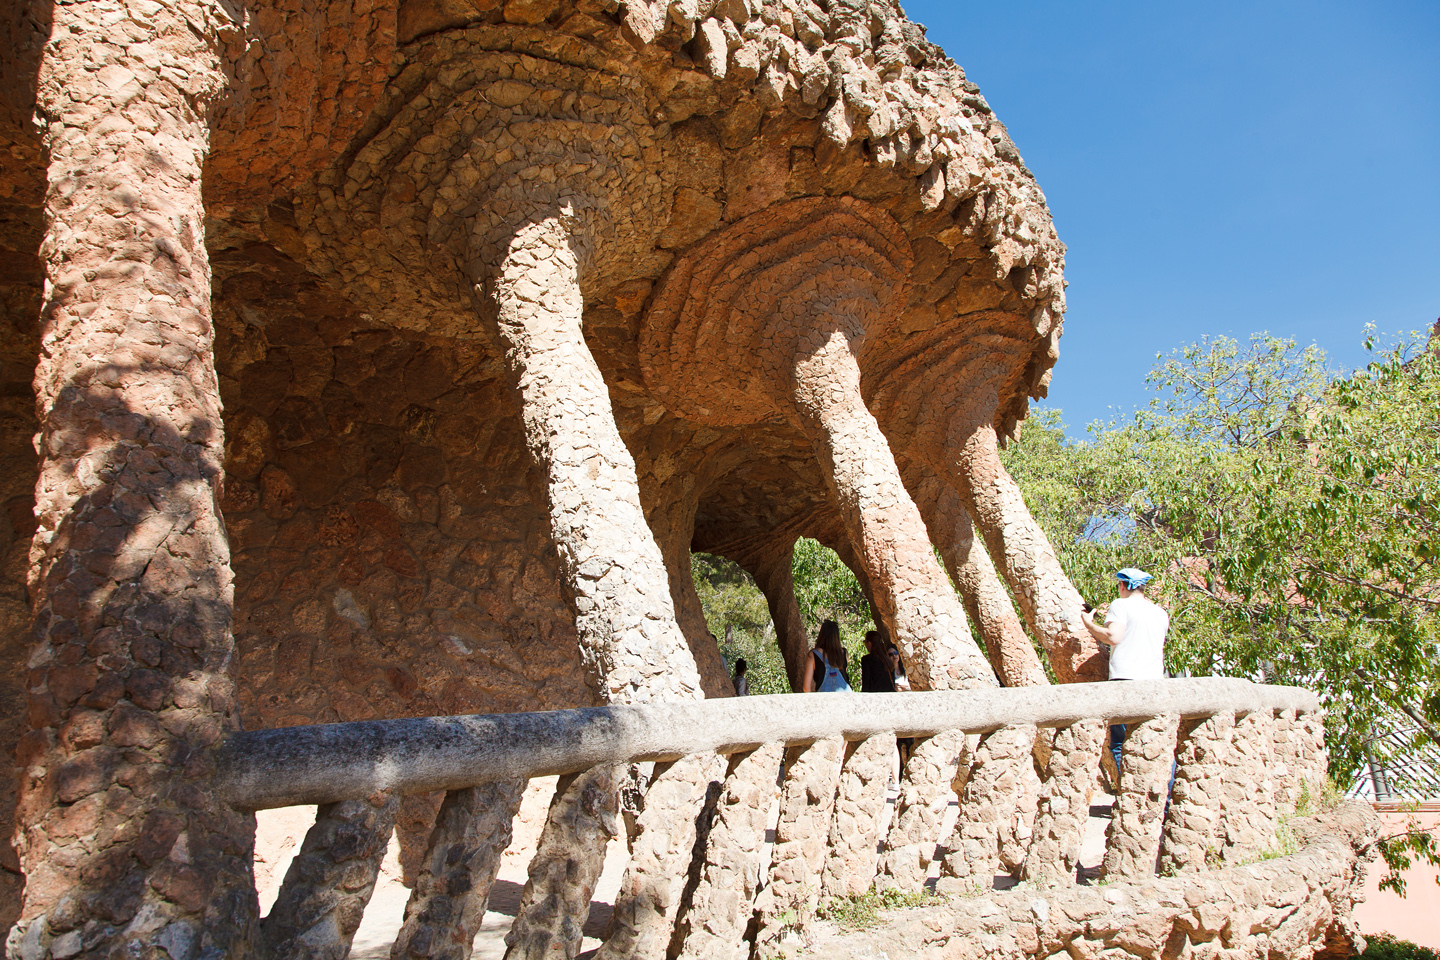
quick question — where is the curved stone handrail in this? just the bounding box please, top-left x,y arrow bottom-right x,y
219,677 -> 1316,809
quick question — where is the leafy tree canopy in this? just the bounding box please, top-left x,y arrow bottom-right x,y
1007,330 -> 1440,786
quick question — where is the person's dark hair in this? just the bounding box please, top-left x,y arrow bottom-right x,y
734,658 -> 747,675
816,619 -> 848,679
885,641 -> 907,678
864,629 -> 881,653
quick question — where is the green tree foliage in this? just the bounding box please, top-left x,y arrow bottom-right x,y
1004,329 -> 1440,892
691,539 -> 876,693
690,553 -> 791,695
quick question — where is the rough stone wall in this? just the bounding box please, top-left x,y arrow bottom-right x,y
805,804 -> 1379,960
821,735 -> 894,898
1,0 -> 1097,937
1,0 -> 51,931
210,252 -> 598,729
0,110 -> 41,933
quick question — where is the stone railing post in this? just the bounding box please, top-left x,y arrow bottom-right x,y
1217,709 -> 1279,863
1101,713 -> 1180,879
1270,708 -> 1303,817
821,735 -> 896,898
1157,712 -> 1234,875
391,779 -> 527,960
753,736 -> 846,954
596,752 -> 728,960
504,765 -> 621,960
673,744 -> 785,960
937,723 -> 1037,891
261,793 -> 401,960
875,728 -> 971,892
1294,709 -> 1329,805
1020,717 -> 1106,887
12,0 -> 255,954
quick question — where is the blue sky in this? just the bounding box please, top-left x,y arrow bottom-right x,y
900,0 -> 1440,434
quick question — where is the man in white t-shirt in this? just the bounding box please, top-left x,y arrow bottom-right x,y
1080,567 -> 1170,771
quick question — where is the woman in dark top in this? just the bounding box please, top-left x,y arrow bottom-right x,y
859,630 -> 896,692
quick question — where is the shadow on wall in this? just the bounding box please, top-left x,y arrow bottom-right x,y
11,366 -> 259,948
0,0 -> 54,931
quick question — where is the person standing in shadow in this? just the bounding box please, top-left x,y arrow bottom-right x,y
860,630 -> 896,693
732,657 -> 750,696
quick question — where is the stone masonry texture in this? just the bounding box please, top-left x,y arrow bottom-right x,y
504,765 -> 620,960
391,779 -> 527,960
821,734 -> 894,899
1158,712 -> 1235,877
596,752 -> 728,960
10,0 -> 257,953
1102,713 -> 1180,880
5,0 -> 1352,949
753,736 -> 845,954
673,743 -> 784,960
1219,709 -> 1280,864
876,728 -> 970,892
260,792 -> 401,960
1021,717 -> 1106,888
800,803 -> 1380,960
937,723 -> 1036,891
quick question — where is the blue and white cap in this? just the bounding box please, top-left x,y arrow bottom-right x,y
1116,567 -> 1153,588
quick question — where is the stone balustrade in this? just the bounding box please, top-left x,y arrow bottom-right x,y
218,678 -> 1338,959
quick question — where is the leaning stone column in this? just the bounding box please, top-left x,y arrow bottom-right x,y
486,215 -> 704,705
1157,712 -> 1234,875
11,1 -> 255,955
642,199 -> 994,692
950,421 -> 1106,683
1101,713 -> 1180,879
919,477 -> 1048,687
479,200 -> 708,959
504,765 -> 621,960
789,332 -> 991,690
262,793 -> 401,960
740,544 -> 812,692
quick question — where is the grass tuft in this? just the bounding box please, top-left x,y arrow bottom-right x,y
816,888 -> 946,930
